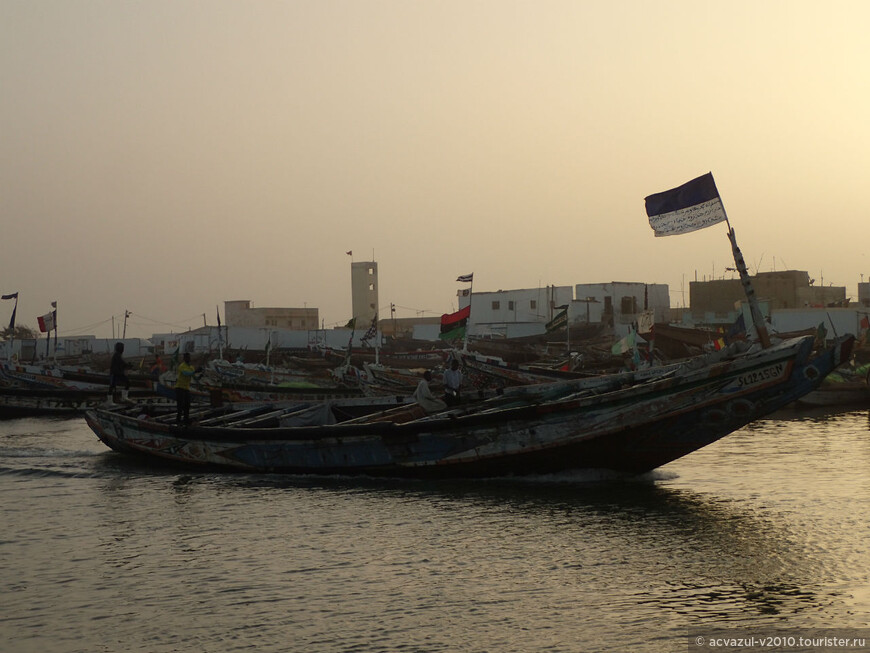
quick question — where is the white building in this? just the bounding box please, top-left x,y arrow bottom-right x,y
453,282 -> 670,340
459,286 -> 573,338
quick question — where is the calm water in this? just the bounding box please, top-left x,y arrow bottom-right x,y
1,408 -> 870,652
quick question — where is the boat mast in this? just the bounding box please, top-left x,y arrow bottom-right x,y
723,216 -> 771,348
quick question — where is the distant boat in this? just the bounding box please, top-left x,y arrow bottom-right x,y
84,334 -> 853,477
795,364 -> 870,407
0,387 -> 163,419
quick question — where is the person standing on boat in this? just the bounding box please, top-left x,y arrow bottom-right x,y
175,352 -> 197,425
413,370 -> 447,413
109,342 -> 132,401
442,358 -> 463,406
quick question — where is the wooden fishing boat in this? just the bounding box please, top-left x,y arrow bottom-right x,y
795,364 -> 870,407
0,361 -> 153,391
83,334 -> 854,477
0,387 -> 164,419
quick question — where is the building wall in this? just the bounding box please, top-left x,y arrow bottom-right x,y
575,282 -> 670,327
159,326 -> 382,355
463,286 -> 573,336
351,261 -> 378,325
0,337 -> 154,361
224,300 -> 318,330
768,308 -> 863,340
380,316 -> 441,339
689,270 -> 846,318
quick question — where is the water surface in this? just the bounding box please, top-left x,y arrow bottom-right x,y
1,408 -> 869,652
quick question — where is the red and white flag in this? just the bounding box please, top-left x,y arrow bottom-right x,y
38,311 -> 56,333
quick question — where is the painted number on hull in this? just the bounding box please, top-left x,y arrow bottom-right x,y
738,363 -> 785,387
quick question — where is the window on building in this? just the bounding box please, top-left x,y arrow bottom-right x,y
508,301 -> 515,311
492,301 -> 500,310
620,296 -> 638,314
369,283 -> 375,291
530,300 -> 537,310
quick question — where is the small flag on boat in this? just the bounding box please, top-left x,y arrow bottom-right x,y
644,172 -> 726,237
1,292 -> 18,300
37,311 -> 56,333
361,313 -> 378,343
611,330 -> 637,355
456,273 -> 474,283
637,310 -> 655,335
346,250 -> 352,256
545,307 -> 568,333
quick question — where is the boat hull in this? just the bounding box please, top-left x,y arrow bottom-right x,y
84,335 -> 853,477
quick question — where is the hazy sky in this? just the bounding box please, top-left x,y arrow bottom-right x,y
2,1 -> 868,339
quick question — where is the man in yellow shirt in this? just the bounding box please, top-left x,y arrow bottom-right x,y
176,352 -> 197,425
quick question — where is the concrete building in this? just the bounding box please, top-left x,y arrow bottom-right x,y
351,261 -> 379,326
446,282 -> 669,340
460,286 -> 573,339
574,282 -> 670,338
689,270 -> 847,320
224,300 -> 318,330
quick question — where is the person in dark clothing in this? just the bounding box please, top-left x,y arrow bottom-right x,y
109,342 -> 132,401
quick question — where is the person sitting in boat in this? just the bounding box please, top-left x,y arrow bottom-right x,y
413,370 -> 447,414
442,358 -> 462,406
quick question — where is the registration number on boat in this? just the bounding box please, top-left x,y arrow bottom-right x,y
737,363 -> 786,387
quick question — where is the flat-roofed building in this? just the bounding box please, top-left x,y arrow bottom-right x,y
224,300 -> 318,330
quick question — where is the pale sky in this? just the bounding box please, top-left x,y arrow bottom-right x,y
2,1 -> 868,339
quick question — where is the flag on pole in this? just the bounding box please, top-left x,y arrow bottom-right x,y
611,330 -> 637,355
546,307 -> 568,333
346,250 -> 352,256
3,293 -> 18,331
361,313 -> 378,343
456,273 -> 474,283
644,172 -> 726,237
637,310 -> 655,335
439,305 -> 471,341
37,311 -> 56,333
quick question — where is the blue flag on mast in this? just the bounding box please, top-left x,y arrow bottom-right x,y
2,292 -> 18,331
644,173 -> 726,237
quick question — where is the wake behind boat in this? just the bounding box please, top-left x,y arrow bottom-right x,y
83,333 -> 854,477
